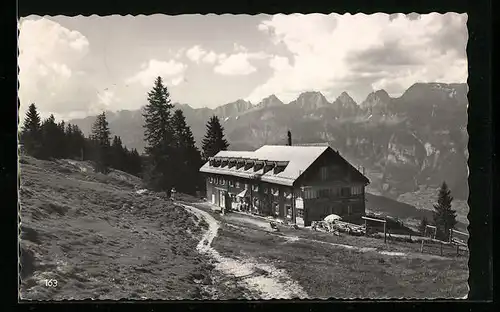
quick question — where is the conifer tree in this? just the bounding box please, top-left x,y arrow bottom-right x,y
432,181 -> 457,240
142,76 -> 176,193
20,103 -> 42,157
127,148 -> 143,177
111,135 -> 127,171
69,124 -> 86,160
90,112 -> 112,173
55,120 -> 68,158
40,114 -> 59,159
201,115 -> 229,159
171,109 -> 203,194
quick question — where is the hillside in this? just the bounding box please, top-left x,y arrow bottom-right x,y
18,156 -> 468,299
69,82 -> 469,204
18,156 -> 247,300
365,193 -> 468,233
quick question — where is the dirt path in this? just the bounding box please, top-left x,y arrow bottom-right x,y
179,203 -> 309,299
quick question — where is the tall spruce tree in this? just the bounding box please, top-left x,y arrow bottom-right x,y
20,103 -> 42,157
69,124 -> 86,160
90,112 -> 112,173
201,115 -> 229,159
432,181 -> 457,240
171,109 -> 203,194
55,120 -> 68,158
40,114 -> 59,159
111,135 -> 127,171
142,76 -> 176,193
127,148 -> 143,177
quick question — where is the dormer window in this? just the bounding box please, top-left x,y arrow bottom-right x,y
244,160 -> 255,171
263,161 -> 275,174
253,161 -> 264,172
221,158 -> 229,168
273,161 -> 289,174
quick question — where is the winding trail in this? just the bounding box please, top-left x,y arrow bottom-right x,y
179,203 -> 308,299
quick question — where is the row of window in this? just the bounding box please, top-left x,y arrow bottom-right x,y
208,176 -> 363,199
209,176 -> 242,188
303,186 -> 364,199
208,177 -> 284,195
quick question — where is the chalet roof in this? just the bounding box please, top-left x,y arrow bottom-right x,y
200,144 -> 369,187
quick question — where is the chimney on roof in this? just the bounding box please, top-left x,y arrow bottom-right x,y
287,130 -> 292,146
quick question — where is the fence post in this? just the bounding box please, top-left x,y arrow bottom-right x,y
456,244 -> 460,256
420,239 -> 424,253
440,241 -> 443,256
449,229 -> 453,243
383,221 -> 387,244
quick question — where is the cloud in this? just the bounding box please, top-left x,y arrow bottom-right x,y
186,45 -> 207,63
18,17 -> 96,120
186,45 -> 222,65
214,49 -> 269,76
233,43 -> 248,52
202,51 -> 218,64
86,89 -> 120,115
126,59 -> 187,87
246,13 -> 468,103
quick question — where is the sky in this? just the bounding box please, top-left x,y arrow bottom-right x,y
18,13 -> 468,121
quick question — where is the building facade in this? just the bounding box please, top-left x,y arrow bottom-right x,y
200,144 -> 370,226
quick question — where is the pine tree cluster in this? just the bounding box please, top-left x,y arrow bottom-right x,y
142,77 -> 207,195
19,104 -> 142,177
20,77 -> 233,197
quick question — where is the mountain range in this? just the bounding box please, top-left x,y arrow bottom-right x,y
70,82 -> 469,202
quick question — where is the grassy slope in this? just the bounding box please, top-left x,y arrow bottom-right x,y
197,206 -> 468,299
397,188 -> 469,228
18,156 -> 245,300
366,192 -> 468,233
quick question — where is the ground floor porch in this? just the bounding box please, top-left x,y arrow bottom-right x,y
205,184 -> 363,226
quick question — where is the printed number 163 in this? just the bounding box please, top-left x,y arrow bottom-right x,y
44,279 -> 58,287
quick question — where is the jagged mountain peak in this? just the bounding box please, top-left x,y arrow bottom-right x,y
258,94 -> 284,108
266,94 -> 280,101
361,89 -> 391,110
335,91 -> 357,106
369,89 -> 390,101
213,99 -> 254,119
297,90 -> 327,99
291,91 -> 330,110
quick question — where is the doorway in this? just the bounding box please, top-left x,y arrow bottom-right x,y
220,191 -> 225,208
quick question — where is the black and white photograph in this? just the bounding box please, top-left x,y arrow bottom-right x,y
18,12 -> 470,300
